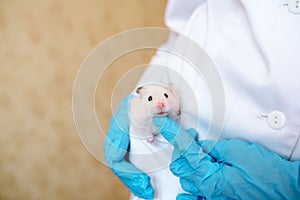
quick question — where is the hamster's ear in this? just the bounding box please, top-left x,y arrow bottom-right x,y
166,82 -> 174,90
136,86 -> 144,95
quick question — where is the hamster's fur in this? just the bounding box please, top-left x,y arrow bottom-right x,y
129,83 -> 181,143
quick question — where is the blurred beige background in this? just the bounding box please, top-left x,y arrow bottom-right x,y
0,0 -> 167,199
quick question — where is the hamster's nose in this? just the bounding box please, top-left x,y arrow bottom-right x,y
157,101 -> 165,109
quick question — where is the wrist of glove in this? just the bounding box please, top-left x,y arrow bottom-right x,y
104,95 -> 155,199
154,116 -> 300,199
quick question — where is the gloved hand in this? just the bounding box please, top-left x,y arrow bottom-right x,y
104,95 -> 155,199
154,116 -> 300,199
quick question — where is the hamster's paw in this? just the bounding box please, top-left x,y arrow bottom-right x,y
147,136 -> 155,144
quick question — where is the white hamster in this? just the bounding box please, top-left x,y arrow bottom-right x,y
129,83 -> 181,143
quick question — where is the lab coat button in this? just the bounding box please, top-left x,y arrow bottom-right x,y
267,111 -> 286,130
288,0 -> 300,14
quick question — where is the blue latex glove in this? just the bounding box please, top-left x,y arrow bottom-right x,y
104,95 -> 155,199
154,117 -> 300,199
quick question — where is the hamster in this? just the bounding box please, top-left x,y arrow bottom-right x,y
128,83 -> 184,200
129,83 -> 181,143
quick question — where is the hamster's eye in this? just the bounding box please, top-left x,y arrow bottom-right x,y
148,96 -> 152,101
164,93 -> 168,98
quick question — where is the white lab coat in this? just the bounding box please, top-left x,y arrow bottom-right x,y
130,0 -> 300,199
